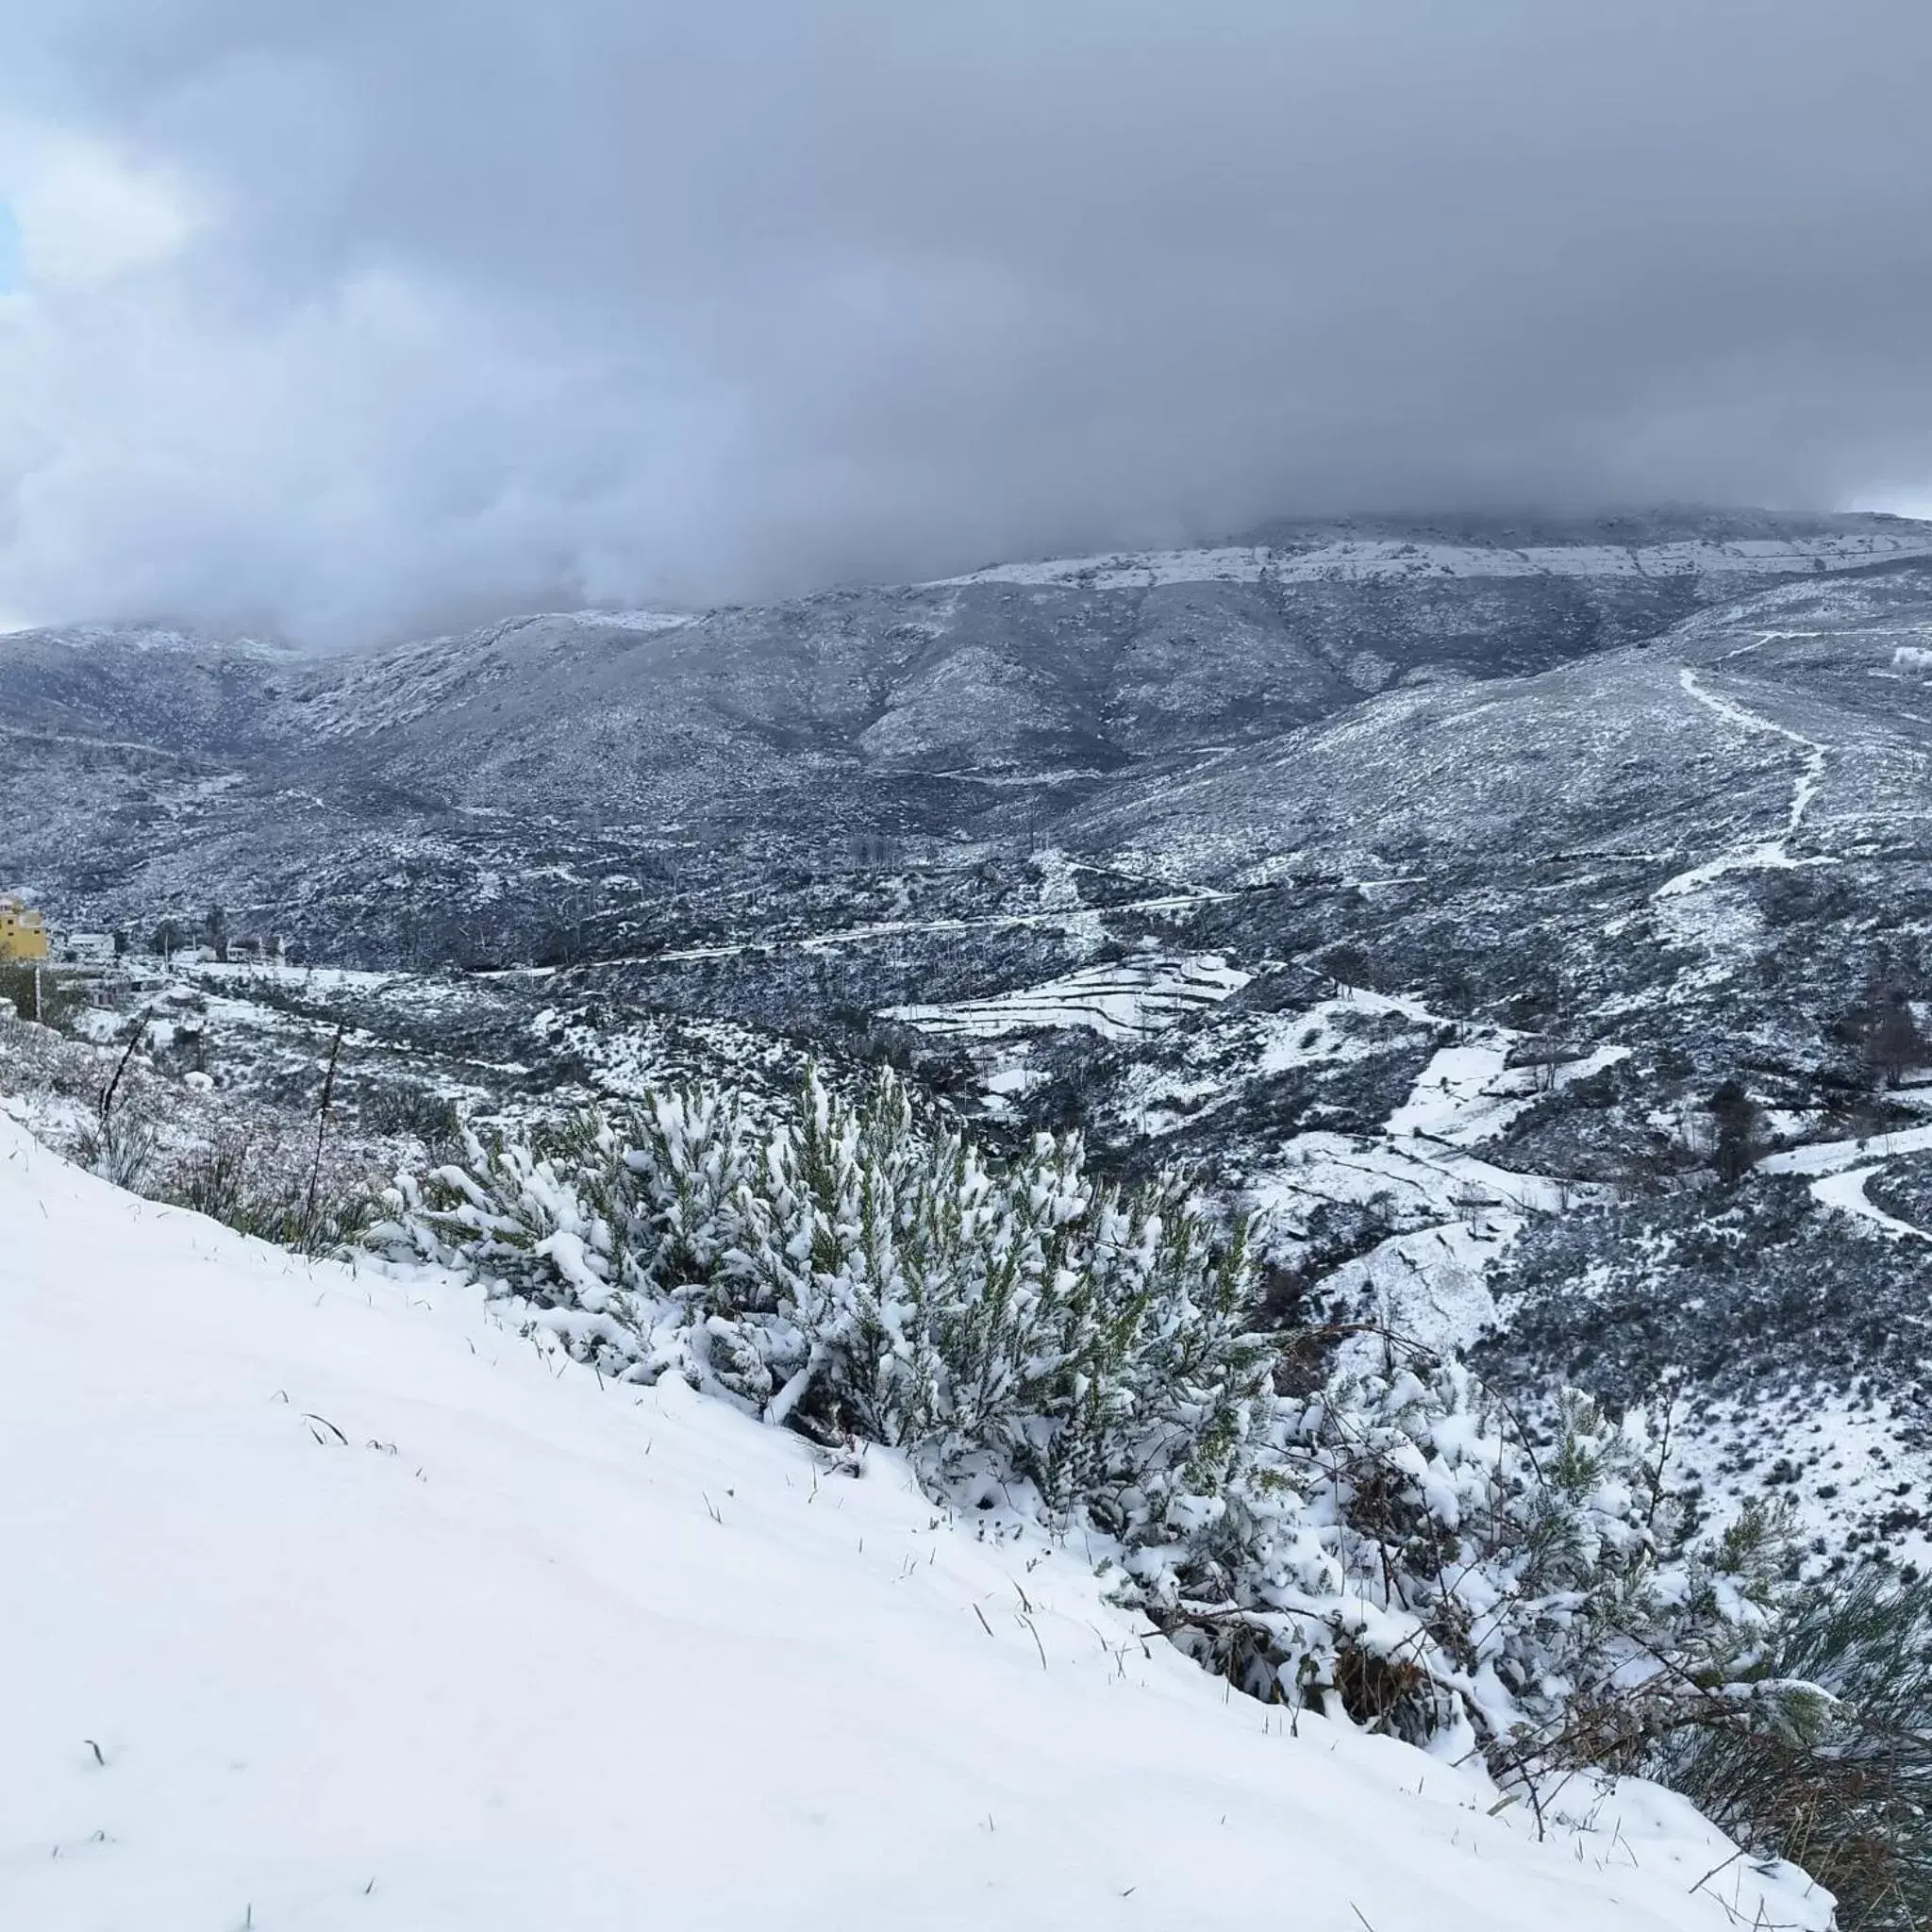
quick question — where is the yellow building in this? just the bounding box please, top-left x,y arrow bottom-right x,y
0,896 -> 49,962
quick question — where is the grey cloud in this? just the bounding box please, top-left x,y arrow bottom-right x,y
3,0 -> 1931,642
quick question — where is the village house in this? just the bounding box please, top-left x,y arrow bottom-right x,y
0,895 -> 49,963
60,932 -> 117,968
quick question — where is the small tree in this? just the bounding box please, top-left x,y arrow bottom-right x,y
1320,942 -> 1373,996
1666,1569 -> 1932,1932
1709,1078 -> 1763,1185
1866,990 -> 1925,1090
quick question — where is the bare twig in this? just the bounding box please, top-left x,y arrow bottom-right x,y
98,1011 -> 151,1126
304,1024 -> 345,1226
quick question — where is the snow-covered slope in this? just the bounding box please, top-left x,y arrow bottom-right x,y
7,508 -> 1928,974
885,951 -> 1250,1041
0,1117 -> 1827,1931
935,523 -> 1932,591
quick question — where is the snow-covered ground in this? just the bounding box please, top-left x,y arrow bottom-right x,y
1253,1002 -> 1625,1354
935,530 -> 1932,592
1759,1122 -> 1932,1240
890,960 -> 1629,1357
1809,1164 -> 1932,1241
1669,1379 -> 1932,1578
1655,665 -> 1832,900
0,1117 -> 1830,1931
28,622 -> 291,657
885,953 -> 1249,1041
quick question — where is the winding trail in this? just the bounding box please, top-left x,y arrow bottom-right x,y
1661,650 -> 1932,1241
1811,1167 -> 1932,1243
1758,1125 -> 1932,1241
1656,665 -> 1830,897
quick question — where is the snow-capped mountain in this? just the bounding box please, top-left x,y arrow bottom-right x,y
9,506 -> 1932,1571
4,508 -> 1926,945
935,510 -> 1932,591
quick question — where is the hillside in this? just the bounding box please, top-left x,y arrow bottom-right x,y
4,508 -> 1930,967
0,1114 -> 1828,1931
9,509 -> 1932,1585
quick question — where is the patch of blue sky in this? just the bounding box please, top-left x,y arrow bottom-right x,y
0,199 -> 22,292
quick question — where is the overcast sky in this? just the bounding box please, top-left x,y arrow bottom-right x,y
2,0 -> 1930,643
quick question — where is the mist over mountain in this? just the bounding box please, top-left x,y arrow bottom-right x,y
3,507 -> 1923,878
4,2 -> 1932,641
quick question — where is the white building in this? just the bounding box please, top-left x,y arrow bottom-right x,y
61,932 -> 117,967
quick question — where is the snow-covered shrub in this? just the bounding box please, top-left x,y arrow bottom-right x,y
377,1068 -> 1799,1780
1134,1357 -> 1792,1770
1662,1567 -> 1932,1932
382,1071 -> 1270,1535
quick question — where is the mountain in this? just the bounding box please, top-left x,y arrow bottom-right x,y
5,508 -> 1929,958
0,623 -> 295,753
8,505 -> 1932,1573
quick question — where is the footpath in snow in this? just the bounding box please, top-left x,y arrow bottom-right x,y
1759,1122 -> 1932,1241
1656,665 -> 1831,900
0,1116 -> 1828,1931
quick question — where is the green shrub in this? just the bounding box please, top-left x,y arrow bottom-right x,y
0,962 -> 81,1030
73,1104 -> 160,1191
1663,1568 -> 1932,1931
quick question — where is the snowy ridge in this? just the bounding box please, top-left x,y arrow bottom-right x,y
0,1116 -> 1833,1931
935,529 -> 1932,592
558,607 -> 695,632
11,622 -> 290,657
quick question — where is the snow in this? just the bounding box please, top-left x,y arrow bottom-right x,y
0,1116 -> 1830,1932
1757,1126 -> 1932,1239
1316,1214 -> 1510,1359
1655,668 -> 1831,899
26,622 -> 287,657
1810,1164 -> 1932,1241
932,531 -> 1932,592
559,608 -> 694,632
179,959 -> 402,994
517,889 -> 1230,976
1669,1381 -> 1932,1577
1387,1040 -> 1626,1148
1252,1007 -> 1623,1353
1759,1122 -> 1932,1176
885,953 -> 1249,1041
1256,999 -> 1386,1075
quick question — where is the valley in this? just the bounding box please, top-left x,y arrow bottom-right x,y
8,506 -> 1932,1581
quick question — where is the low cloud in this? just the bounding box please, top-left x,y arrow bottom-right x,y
3,1 -> 1930,643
